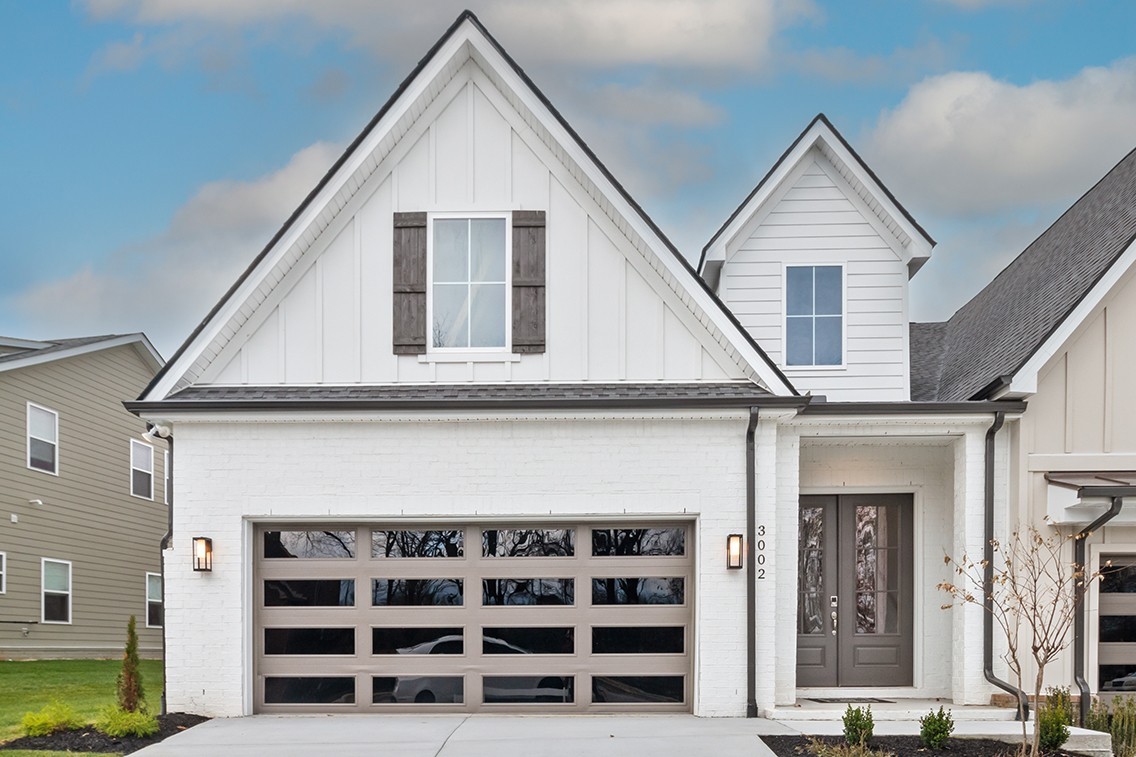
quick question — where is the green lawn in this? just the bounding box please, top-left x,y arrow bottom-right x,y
0,659 -> 162,745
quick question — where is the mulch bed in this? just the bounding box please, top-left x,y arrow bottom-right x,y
762,734 -> 1083,756
0,713 -> 208,755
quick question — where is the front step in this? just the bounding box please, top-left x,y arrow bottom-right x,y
767,700 -> 1017,721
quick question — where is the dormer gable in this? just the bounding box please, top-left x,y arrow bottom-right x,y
702,115 -> 935,402
139,12 -> 795,402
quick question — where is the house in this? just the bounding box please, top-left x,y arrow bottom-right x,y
129,11 -> 1118,719
0,333 -> 167,659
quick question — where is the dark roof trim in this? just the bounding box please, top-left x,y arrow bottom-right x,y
698,113 -> 935,273
1079,487 -> 1136,499
143,10 -> 797,400
126,395 -> 809,414
801,400 -> 1027,416
968,374 -> 1014,402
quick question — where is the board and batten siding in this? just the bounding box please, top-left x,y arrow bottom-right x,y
0,345 -> 166,658
718,149 -> 910,401
203,65 -> 745,386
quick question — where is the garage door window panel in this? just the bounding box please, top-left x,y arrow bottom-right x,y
592,676 -> 684,704
483,578 -> 574,606
592,627 -> 685,655
265,531 -> 357,559
483,676 -> 574,704
592,577 -> 685,605
374,676 -> 464,704
264,628 -> 356,656
264,677 -> 355,705
264,579 -> 356,607
372,628 -> 465,655
373,530 -> 464,558
592,528 -> 685,557
482,529 -> 574,558
483,627 -> 574,655
1099,558 -> 1136,693
373,578 -> 463,606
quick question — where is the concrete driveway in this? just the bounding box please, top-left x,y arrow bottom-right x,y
132,714 -> 791,756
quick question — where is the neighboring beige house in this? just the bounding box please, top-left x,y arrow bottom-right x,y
0,334 -> 167,659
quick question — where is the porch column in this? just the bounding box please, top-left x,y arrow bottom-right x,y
952,429 -> 991,704
754,411 -> 798,712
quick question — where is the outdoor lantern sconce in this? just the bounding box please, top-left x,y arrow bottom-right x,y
192,537 -> 213,572
727,534 -> 743,569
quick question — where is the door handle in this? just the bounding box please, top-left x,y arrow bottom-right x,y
831,610 -> 838,636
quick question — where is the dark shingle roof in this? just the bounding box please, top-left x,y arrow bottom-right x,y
0,335 -> 124,366
130,382 -> 776,411
917,147 -> 1136,401
909,322 -> 948,402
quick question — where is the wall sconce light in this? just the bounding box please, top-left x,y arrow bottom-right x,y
192,537 -> 213,572
727,533 -> 743,570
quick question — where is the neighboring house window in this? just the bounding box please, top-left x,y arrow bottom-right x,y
27,403 -> 59,474
146,573 -> 163,628
131,440 -> 154,500
429,215 -> 509,350
785,265 -> 843,366
42,558 -> 71,624
392,211 -> 546,356
0,552 -> 6,594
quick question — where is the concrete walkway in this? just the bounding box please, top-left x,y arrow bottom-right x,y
132,714 -> 792,756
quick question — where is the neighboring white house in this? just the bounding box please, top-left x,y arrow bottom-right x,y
129,11 -> 1133,719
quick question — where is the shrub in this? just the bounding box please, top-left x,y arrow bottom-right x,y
919,705 -> 954,749
1085,697 -> 1110,733
1037,701 -> 1071,752
842,704 -> 874,747
1046,686 -> 1075,726
805,736 -> 893,757
21,700 -> 82,737
95,705 -> 159,738
117,615 -> 145,712
1113,696 -> 1136,757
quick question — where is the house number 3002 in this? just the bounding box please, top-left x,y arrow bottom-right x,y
756,525 -> 767,580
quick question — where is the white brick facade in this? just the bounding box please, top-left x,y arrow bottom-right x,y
163,411 -> 753,717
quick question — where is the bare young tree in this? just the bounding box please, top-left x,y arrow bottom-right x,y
938,522 -> 1105,757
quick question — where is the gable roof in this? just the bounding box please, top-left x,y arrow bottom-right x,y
699,113 -> 935,275
0,333 -> 163,374
916,145 -> 1136,402
140,11 -> 796,401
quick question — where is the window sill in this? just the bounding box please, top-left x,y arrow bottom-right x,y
784,364 -> 848,372
419,352 -> 522,364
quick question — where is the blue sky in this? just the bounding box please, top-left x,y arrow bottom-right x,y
2,0 -> 1135,358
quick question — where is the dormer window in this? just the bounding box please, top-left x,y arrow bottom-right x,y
429,215 -> 509,350
785,265 -> 843,367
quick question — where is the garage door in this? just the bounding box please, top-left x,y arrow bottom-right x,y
254,522 -> 693,713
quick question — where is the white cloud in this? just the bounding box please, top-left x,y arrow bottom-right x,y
865,59 -> 1136,217
80,0 -> 814,71
7,142 -> 340,357
790,38 -> 953,84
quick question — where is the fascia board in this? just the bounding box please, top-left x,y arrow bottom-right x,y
0,337 -> 51,350
1008,235 -> 1136,397
0,334 -> 162,375
142,30 -> 476,402
469,37 -> 795,396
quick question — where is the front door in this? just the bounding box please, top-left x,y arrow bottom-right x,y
796,494 -> 914,687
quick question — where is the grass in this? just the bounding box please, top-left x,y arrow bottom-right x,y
0,659 -> 162,744
3,752 -> 122,757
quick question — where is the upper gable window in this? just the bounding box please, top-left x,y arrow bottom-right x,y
785,265 -> 843,367
27,403 -> 59,474
131,439 -> 154,500
429,215 -> 509,351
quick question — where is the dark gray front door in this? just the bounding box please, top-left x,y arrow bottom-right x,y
796,495 -> 914,687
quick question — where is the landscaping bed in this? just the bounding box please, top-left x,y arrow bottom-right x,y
0,712 -> 208,755
762,734 -> 1083,757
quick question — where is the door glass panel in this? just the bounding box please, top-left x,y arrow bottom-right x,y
855,505 -> 899,636
372,628 -> 464,655
592,626 -> 684,654
483,676 -> 574,704
372,530 -> 464,558
483,627 -> 574,655
264,580 -> 355,607
591,528 -> 685,556
482,578 -> 574,606
592,577 -> 684,605
592,676 -> 683,704
482,529 -> 574,557
264,628 -> 355,655
798,506 -> 824,635
372,579 -> 463,606
264,677 -> 355,704
373,676 -> 464,704
1101,616 -> 1136,643
265,531 -> 356,559
856,591 -> 877,634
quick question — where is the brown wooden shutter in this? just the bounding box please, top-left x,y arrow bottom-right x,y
392,212 -> 427,354
512,210 -> 546,354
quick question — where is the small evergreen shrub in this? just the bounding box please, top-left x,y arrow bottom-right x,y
1113,696 -> 1136,757
1046,686 -> 1075,726
21,700 -> 82,737
117,615 -> 145,712
1037,700 -> 1071,752
842,703 -> 874,747
1085,697 -> 1110,733
919,705 -> 954,749
95,705 -> 160,738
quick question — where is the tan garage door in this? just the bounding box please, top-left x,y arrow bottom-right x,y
254,523 -> 693,713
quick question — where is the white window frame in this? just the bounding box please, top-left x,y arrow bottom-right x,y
130,439 -> 154,501
0,552 -> 6,594
782,263 -> 847,369
26,402 -> 59,475
41,558 -> 72,625
163,449 -> 170,505
425,212 -> 513,357
146,572 -> 163,629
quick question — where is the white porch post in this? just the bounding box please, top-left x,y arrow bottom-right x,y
952,429 -> 991,704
